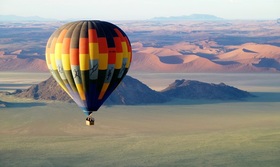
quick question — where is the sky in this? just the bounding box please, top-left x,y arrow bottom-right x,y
0,0 -> 279,20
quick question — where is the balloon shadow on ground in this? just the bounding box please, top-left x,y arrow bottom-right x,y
5,102 -> 47,108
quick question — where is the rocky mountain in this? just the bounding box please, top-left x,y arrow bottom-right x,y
161,79 -> 253,100
14,76 -> 72,102
105,76 -> 169,104
13,76 -> 253,105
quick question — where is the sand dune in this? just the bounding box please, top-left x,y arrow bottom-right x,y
0,56 -> 48,72
131,42 -> 280,72
218,43 -> 280,61
131,52 -> 223,72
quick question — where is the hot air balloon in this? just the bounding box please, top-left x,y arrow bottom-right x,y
45,20 -> 132,125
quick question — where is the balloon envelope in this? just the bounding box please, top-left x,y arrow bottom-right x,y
45,20 -> 132,115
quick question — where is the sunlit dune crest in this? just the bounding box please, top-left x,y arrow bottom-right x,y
182,55 -> 200,63
11,49 -> 22,55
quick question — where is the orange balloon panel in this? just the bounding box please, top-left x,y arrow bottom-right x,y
45,21 -> 132,115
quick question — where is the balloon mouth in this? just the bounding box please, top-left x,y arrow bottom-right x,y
83,110 -> 91,116
83,110 -> 97,116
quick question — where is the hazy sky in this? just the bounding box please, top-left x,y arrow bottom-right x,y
0,0 -> 279,20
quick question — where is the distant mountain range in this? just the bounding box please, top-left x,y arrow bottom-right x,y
151,14 -> 223,21
0,14 -> 222,22
12,76 -> 253,105
0,15 -> 57,22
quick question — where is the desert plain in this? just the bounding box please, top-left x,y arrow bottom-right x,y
1,18 -> 280,166
0,72 -> 280,167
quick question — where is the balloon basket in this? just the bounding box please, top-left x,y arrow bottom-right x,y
86,120 -> 94,126
86,116 -> 95,126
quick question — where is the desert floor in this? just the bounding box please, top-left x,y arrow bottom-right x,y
0,72 -> 280,167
